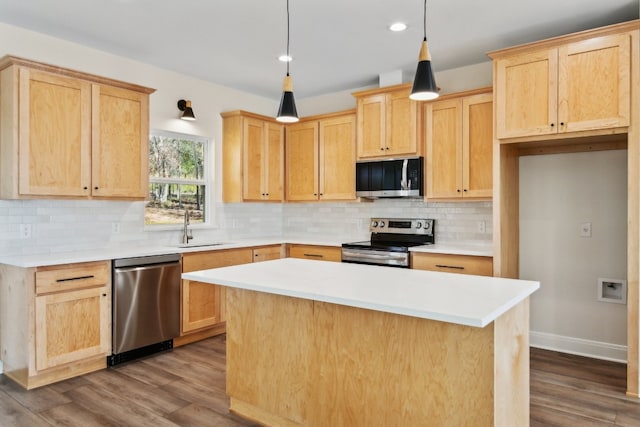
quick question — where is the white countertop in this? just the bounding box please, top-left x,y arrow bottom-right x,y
0,236 -> 492,268
183,258 -> 538,328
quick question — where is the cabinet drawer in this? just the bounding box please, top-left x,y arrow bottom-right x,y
253,245 -> 284,263
411,253 -> 493,276
288,245 -> 342,262
182,248 -> 253,272
35,261 -> 110,295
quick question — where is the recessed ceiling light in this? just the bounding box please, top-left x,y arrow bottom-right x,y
389,22 -> 408,32
278,54 -> 293,62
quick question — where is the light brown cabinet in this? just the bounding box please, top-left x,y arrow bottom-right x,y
286,111 -> 356,201
0,261 -> 111,389
425,89 -> 493,200
411,252 -> 493,277
493,33 -> 630,140
288,244 -> 342,262
0,56 -> 153,200
222,111 -> 284,202
353,84 -> 420,159
253,245 -> 284,262
180,248 -> 253,341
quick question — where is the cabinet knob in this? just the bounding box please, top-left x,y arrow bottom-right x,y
313,193 -> 317,196
385,147 -> 390,150
550,123 -> 555,127
102,293 -> 107,297
560,122 -> 565,126
266,193 -> 269,196
94,186 -> 99,190
457,189 -> 461,193
83,186 -> 88,190
463,189 -> 468,192
380,148 -> 384,151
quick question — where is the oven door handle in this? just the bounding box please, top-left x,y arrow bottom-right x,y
341,250 -> 408,261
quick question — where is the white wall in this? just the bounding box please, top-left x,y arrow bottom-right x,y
520,150 -> 628,362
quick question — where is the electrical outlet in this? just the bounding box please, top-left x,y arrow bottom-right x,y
477,221 -> 486,233
19,224 -> 31,239
112,222 -> 120,234
580,222 -> 592,238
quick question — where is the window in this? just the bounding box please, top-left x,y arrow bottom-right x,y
145,130 -> 210,226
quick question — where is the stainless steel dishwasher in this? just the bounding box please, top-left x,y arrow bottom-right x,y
109,253 -> 181,366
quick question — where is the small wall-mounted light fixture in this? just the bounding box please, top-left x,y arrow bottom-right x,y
177,99 -> 196,121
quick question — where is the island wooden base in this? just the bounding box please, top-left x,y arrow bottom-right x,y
226,288 -> 530,426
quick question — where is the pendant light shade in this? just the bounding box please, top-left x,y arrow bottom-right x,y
277,74 -> 298,123
410,0 -> 439,101
177,99 -> 196,121
276,0 -> 299,123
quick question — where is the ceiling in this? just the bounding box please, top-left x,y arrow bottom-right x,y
0,0 -> 638,100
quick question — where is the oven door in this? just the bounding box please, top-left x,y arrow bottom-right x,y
341,247 -> 409,268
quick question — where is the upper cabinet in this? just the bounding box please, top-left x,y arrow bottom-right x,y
353,84 -> 420,159
286,111 -> 356,201
222,111 -> 284,202
492,32 -> 631,140
425,89 -> 493,200
0,56 -> 154,200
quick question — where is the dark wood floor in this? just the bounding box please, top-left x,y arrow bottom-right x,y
1,335 -> 640,426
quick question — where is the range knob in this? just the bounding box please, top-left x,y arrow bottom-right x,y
416,221 -> 422,229
379,221 -> 385,228
371,220 -> 378,228
424,221 -> 431,231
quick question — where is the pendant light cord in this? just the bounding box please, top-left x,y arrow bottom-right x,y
286,0 -> 291,76
422,0 -> 427,42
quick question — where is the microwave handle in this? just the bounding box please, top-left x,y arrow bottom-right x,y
401,159 -> 408,190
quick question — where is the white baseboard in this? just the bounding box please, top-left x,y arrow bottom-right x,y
530,331 -> 627,363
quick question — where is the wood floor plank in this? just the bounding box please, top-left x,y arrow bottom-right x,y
38,402 -> 121,427
112,358 -> 183,387
0,389 -> 51,427
167,403 -> 258,427
0,375 -> 72,413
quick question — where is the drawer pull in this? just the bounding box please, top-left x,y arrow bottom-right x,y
55,275 -> 95,283
303,253 -> 323,258
435,265 -> 464,270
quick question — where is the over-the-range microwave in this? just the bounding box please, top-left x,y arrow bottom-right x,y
355,157 -> 423,199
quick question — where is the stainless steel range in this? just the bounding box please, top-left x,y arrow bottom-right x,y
341,218 -> 435,268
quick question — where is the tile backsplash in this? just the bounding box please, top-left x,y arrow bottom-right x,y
0,199 -> 491,258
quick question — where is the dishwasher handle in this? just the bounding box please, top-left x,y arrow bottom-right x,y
113,253 -> 181,269
114,260 -> 181,273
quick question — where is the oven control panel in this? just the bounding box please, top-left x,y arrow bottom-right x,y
369,218 -> 434,235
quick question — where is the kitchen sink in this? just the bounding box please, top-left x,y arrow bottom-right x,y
173,242 -> 227,248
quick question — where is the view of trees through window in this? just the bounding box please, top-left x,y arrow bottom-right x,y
145,132 -> 207,225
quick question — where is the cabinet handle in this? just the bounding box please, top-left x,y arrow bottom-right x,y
56,275 -> 95,283
435,264 -> 464,270
304,253 -> 323,258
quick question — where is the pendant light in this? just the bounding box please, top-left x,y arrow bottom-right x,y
410,0 -> 439,101
276,0 -> 299,123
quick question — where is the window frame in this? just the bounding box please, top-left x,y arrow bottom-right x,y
144,129 -> 214,230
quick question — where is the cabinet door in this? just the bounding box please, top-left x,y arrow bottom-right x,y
495,49 -> 558,139
558,33 -> 630,133
356,94 -> 386,158
286,122 -> 319,201
386,89 -> 418,156
265,122 -> 285,201
182,249 -> 253,333
463,93 -> 493,198
35,286 -> 110,371
92,84 -> 148,199
319,114 -> 356,200
426,99 -> 463,199
18,68 -> 92,197
243,118 -> 267,201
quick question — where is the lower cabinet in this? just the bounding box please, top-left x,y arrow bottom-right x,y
288,244 -> 342,262
411,252 -> 493,276
0,261 -> 111,389
177,245 -> 284,346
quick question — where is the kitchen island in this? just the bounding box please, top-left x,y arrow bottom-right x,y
183,258 -> 539,426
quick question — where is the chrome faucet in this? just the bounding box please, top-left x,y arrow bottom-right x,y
182,209 -> 193,245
